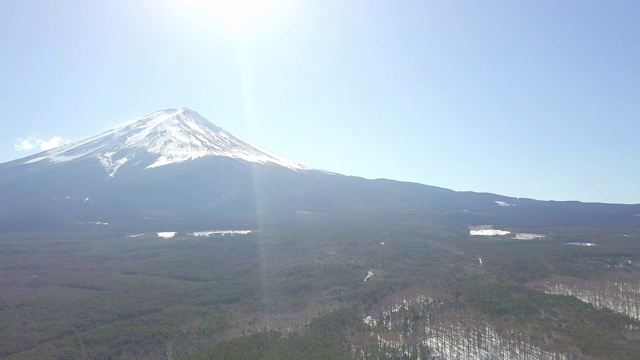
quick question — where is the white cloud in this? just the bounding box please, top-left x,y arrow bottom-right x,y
14,135 -> 64,151
14,138 -> 36,151
40,136 -> 63,150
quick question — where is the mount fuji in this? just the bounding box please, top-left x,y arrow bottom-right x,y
1,108 -> 639,231
18,108 -> 305,177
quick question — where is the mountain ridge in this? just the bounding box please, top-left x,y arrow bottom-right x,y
1,108 -> 639,232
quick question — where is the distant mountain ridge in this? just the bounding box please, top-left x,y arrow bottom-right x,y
1,108 -> 639,231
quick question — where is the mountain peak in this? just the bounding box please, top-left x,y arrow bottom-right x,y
21,109 -> 305,176
117,107 -> 218,132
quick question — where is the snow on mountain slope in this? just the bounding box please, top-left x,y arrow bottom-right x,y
23,108 -> 305,175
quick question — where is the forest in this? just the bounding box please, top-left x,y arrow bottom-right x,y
2,214 -> 640,359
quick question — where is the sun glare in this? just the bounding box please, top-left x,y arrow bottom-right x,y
178,0 -> 283,34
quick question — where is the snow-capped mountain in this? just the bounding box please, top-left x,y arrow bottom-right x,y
21,108 -> 304,177
2,108 -> 639,232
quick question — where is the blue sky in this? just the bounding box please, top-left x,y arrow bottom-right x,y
1,0 -> 639,204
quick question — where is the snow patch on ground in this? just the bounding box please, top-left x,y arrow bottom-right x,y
110,156 -> 131,177
514,233 -> 545,240
471,229 -> 511,236
23,156 -> 47,164
362,295 -> 572,360
364,270 -> 374,282
190,230 -> 253,237
75,221 -> 108,226
363,315 -> 376,327
536,281 -> 640,321
128,230 -> 253,239
494,201 -> 515,207
99,152 -> 131,177
157,232 -> 177,238
469,226 -> 510,236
